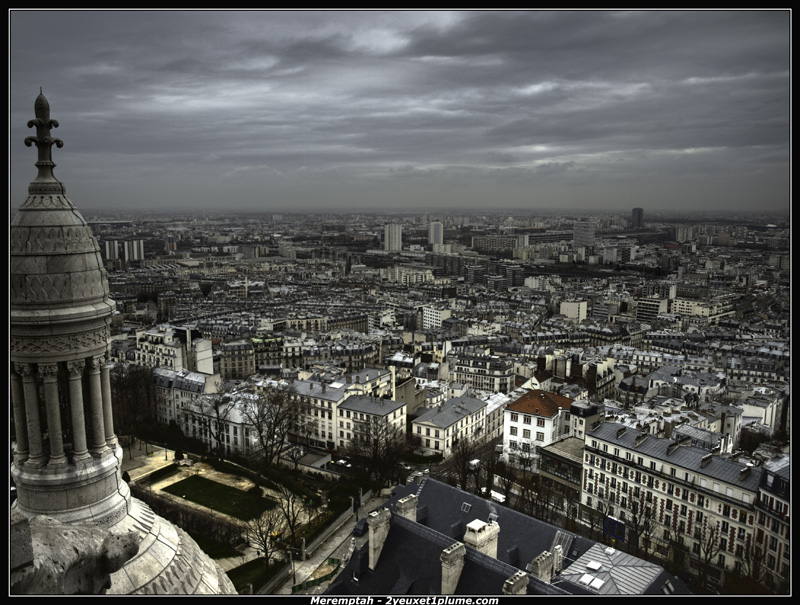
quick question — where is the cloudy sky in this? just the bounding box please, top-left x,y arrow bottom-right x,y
10,10 -> 790,215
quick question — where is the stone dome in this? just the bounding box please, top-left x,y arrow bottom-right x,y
11,91 -> 115,366
10,92 -> 236,595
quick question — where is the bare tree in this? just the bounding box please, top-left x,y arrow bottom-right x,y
110,363 -> 158,449
238,505 -> 287,565
516,472 -> 559,525
732,534 -> 767,593
474,438 -> 502,498
196,385 -> 238,458
448,436 -> 480,492
696,518 -> 723,589
239,384 -> 296,478
345,417 -> 406,490
276,483 -> 312,546
626,488 -> 657,560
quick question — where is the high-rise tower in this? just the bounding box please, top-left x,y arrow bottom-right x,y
10,92 -> 235,594
385,223 -> 402,252
631,207 -> 644,229
428,221 -> 444,245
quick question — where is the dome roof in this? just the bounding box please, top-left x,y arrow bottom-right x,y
11,92 -> 114,364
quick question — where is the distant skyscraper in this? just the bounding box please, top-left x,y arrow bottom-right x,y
573,220 -> 596,249
385,223 -> 402,252
428,221 -> 443,245
632,207 -> 644,229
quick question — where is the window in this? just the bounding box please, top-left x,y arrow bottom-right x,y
510,413 -> 518,422
510,426 -> 518,436
536,432 -> 544,441
523,415 -> 532,424
523,429 -> 531,439
537,418 -> 545,427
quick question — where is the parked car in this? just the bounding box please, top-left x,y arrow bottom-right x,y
353,518 -> 367,536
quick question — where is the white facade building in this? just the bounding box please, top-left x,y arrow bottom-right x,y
501,390 -> 573,469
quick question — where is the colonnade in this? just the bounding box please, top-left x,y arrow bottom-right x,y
11,354 -> 117,468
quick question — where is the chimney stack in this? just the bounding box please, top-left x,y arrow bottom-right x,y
395,494 -> 417,522
440,542 -> 465,595
502,570 -> 529,595
529,550 -> 554,584
367,508 -> 392,570
463,519 -> 500,559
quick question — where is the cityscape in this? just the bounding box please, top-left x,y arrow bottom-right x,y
10,9 -> 790,598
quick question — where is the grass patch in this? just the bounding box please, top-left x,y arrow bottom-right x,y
226,557 -> 284,594
187,530 -> 242,559
163,475 -> 275,521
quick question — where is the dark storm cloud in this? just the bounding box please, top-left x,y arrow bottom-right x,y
9,10 -> 789,214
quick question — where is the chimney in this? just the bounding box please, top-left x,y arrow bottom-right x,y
395,494 -> 417,522
529,550 -> 554,584
552,544 -> 564,574
463,519 -> 500,559
367,508 -> 392,570
502,570 -> 529,595
440,542 -> 466,595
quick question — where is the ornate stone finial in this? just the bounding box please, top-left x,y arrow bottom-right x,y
24,90 -> 66,195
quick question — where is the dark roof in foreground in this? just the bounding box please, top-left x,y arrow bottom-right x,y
327,478 -> 691,596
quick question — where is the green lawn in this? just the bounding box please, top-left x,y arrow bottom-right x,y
162,475 -> 275,520
187,530 -> 242,559
226,557 -> 283,594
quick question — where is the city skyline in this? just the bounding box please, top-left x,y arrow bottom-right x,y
10,10 -> 790,215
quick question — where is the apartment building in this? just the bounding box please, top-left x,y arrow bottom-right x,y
753,455 -> 790,592
501,390 -> 573,470
152,367 -> 220,426
336,395 -> 406,452
449,353 -> 514,394
134,324 -> 214,374
582,422 -> 762,588
412,395 -> 487,457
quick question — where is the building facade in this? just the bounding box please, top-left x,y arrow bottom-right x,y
582,422 -> 762,588
501,390 -> 573,470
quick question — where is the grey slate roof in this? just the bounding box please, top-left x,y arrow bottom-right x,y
338,395 -> 405,417
589,421 -> 762,492
414,395 -> 485,429
389,478 -> 595,573
327,478 -> 690,596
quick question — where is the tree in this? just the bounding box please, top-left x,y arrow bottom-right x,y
238,505 -> 287,566
474,438 -> 502,498
110,363 -> 158,445
276,483 -> 313,546
516,472 -> 560,525
696,518 -> 723,590
448,436 -> 480,492
735,535 -> 768,593
345,417 -> 406,490
239,384 -> 296,478
626,488 -> 657,560
196,386 -> 238,459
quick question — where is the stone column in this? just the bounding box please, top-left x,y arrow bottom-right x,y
11,367 -> 29,463
17,363 -> 46,468
67,360 -> 91,462
40,363 -> 67,467
100,354 -> 117,448
87,356 -> 108,455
